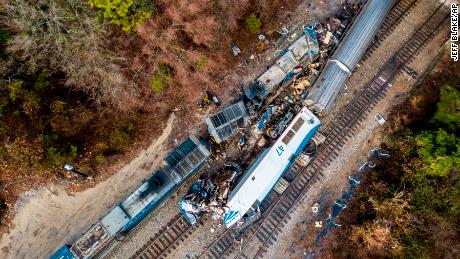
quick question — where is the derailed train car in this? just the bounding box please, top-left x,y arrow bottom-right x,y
206,26 -> 320,143
223,107 -> 320,227
244,26 -> 319,107
50,136 -> 210,259
306,0 -> 394,113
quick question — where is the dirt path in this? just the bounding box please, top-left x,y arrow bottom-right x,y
0,114 -> 176,259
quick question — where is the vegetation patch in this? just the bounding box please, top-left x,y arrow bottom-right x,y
89,0 -> 155,32
324,53 -> 460,259
150,63 -> 173,92
246,14 -> 262,34
195,56 -> 208,70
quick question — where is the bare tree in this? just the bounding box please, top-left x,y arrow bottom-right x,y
1,0 -> 138,108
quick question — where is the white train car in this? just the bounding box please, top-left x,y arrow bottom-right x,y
223,107 -> 320,227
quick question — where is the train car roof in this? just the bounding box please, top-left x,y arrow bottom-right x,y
100,206 -> 130,235
288,35 -> 309,60
120,171 -> 176,219
163,136 -> 210,179
333,0 -> 394,70
257,65 -> 286,93
206,101 -> 248,143
70,222 -> 111,259
275,50 -> 297,73
307,61 -> 349,110
50,245 -> 75,259
224,108 -> 320,227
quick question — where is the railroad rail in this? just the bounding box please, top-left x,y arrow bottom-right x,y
361,0 -> 420,62
129,2 -> 448,259
131,214 -> 197,259
199,3 -> 450,259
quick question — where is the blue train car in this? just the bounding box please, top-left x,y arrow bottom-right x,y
50,136 -> 210,259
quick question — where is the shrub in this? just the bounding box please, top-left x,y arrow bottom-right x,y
432,87 -> 460,129
88,0 -> 155,32
415,129 -> 459,177
42,134 -> 58,145
196,56 -> 208,70
108,129 -> 130,150
95,153 -> 105,161
0,98 -> 7,116
246,14 -> 262,34
46,147 -> 65,167
150,63 -> 173,92
33,69 -> 51,92
0,30 -> 10,57
7,80 -> 24,101
400,233 -> 429,259
69,145 -> 78,160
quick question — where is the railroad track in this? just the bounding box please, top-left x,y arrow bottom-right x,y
361,0 -> 420,62
131,214 -> 198,259
129,2 -> 449,259
199,3 -> 450,259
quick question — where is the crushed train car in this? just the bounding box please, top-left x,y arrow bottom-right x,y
180,162 -> 243,224
50,136 -> 210,259
244,26 -> 320,107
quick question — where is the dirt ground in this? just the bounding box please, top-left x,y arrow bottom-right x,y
0,114 -> 176,258
0,0 -> 346,258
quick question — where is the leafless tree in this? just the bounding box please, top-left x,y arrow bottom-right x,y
1,0 -> 138,108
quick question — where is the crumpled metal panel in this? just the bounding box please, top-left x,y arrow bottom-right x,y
275,50 -> 297,73
257,65 -> 286,93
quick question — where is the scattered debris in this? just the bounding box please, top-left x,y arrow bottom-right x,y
231,43 -> 241,56
64,164 -> 92,179
374,113 -> 386,125
180,162 -> 243,224
403,65 -> 419,79
238,134 -> 247,150
197,92 -> 212,111
311,203 -> 320,213
370,148 -> 391,158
